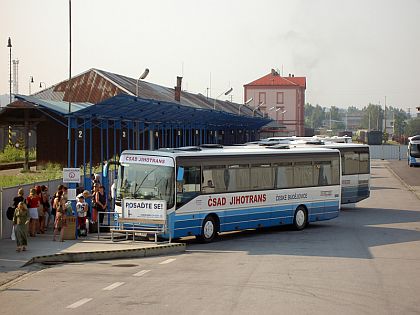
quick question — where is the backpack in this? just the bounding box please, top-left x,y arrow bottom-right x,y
6,207 -> 15,221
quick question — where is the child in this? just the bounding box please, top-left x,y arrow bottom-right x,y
76,194 -> 88,236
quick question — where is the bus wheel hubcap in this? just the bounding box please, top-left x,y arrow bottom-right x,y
296,210 -> 305,227
204,221 -> 214,239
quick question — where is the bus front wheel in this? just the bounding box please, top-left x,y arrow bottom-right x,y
197,215 -> 217,243
293,206 -> 308,230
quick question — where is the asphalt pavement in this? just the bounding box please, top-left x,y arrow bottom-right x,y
1,159 -> 418,290
0,230 -> 185,289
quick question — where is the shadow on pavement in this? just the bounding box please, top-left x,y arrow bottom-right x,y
184,206 -> 420,260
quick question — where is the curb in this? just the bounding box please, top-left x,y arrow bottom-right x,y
385,165 -> 420,201
23,243 -> 186,266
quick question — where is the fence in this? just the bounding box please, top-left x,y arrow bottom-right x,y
0,178 -> 62,239
369,145 -> 407,160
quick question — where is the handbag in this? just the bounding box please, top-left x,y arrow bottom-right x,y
6,206 -> 15,221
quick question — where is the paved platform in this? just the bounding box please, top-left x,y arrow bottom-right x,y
0,230 -> 185,288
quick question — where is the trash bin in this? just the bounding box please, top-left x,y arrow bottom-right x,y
63,215 -> 76,240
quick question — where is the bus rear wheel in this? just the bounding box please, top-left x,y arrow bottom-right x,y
293,206 -> 308,230
197,215 -> 217,243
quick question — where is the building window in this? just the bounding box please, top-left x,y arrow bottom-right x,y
277,92 -> 284,104
259,92 -> 266,105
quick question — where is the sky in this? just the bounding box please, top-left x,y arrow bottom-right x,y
1,0 -> 419,110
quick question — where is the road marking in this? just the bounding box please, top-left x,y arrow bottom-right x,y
159,258 -> 176,265
133,269 -> 151,277
102,282 -> 125,291
66,298 -> 93,309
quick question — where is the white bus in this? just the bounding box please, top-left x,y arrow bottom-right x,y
112,146 -> 341,242
288,142 -> 370,204
407,135 -> 420,167
252,138 -> 370,204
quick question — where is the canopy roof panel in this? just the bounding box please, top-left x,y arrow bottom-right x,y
73,94 -> 270,129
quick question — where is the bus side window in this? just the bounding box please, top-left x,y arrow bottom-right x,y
202,165 -> 227,194
176,166 -> 201,207
315,161 -> 332,186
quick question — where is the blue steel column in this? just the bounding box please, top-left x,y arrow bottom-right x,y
106,120 -> 109,164
67,116 -> 71,167
83,118 -> 87,188
105,120 -> 110,225
126,121 -> 130,150
73,119 -> 77,167
89,118 -> 93,190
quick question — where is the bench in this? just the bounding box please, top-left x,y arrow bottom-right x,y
110,217 -> 169,243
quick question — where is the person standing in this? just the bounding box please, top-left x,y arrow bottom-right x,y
95,185 -> 107,228
26,188 -> 40,237
13,188 -> 25,209
13,202 -> 30,252
91,184 -> 99,222
76,194 -> 88,236
53,191 -> 66,242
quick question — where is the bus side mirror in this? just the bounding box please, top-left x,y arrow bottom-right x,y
103,161 -> 120,178
177,167 -> 184,182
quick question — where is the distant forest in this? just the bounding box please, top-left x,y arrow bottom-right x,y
304,103 -> 420,138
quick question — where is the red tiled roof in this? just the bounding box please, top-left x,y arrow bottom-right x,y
244,73 -> 306,88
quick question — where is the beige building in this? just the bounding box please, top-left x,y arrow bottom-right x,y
244,70 -> 306,136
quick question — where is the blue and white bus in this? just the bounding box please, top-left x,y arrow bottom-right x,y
251,138 -> 370,204
288,142 -> 370,204
113,146 -> 341,242
407,135 -> 420,167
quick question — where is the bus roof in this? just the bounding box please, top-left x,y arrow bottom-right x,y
120,146 -> 340,160
408,135 -> 420,142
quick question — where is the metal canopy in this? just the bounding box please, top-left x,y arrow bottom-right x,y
13,94 -> 93,114
72,94 -> 271,129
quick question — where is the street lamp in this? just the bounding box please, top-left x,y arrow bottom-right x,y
7,37 -> 12,104
252,101 -> 265,116
268,106 -> 286,113
239,97 -> 253,115
39,82 -> 46,89
268,106 -> 287,120
213,87 -> 233,110
136,68 -> 149,97
28,76 -> 34,95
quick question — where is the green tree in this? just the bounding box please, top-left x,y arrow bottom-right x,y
361,104 -> 383,131
405,118 -> 420,136
304,103 -> 325,129
387,107 -> 409,137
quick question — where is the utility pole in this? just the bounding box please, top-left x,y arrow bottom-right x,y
384,96 -> 387,142
7,37 -> 12,104
384,96 -> 387,131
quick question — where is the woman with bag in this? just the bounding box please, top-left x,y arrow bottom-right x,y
13,202 -> 30,252
13,188 -> 25,209
8,188 -> 25,221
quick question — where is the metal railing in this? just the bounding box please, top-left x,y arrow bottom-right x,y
96,211 -> 120,240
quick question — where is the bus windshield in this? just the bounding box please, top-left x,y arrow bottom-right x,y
117,163 -> 175,208
409,143 -> 420,158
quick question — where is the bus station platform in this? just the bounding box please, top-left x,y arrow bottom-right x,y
0,231 -> 185,288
